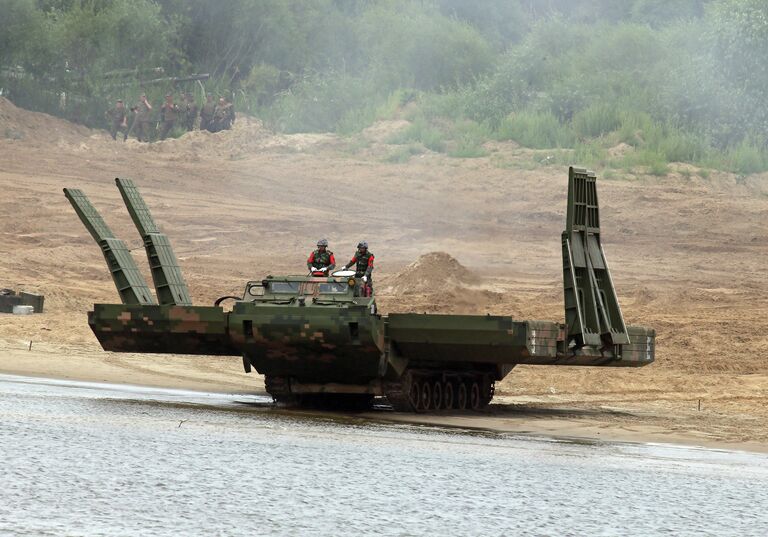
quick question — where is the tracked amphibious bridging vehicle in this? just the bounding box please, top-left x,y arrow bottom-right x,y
65,168 -> 655,412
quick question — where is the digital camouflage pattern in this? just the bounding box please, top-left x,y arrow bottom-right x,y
66,168 -> 656,412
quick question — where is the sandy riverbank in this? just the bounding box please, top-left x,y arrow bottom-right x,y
1,97 -> 767,452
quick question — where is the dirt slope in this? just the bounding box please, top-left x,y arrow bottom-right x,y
1,97 -> 767,447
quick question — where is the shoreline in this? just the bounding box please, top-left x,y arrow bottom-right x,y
2,342 -> 766,455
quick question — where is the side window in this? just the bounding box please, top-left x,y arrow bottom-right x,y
246,284 -> 264,297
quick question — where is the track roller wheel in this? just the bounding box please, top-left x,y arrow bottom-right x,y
469,381 -> 482,410
443,381 -> 454,410
409,380 -> 422,411
432,381 -> 443,410
456,382 -> 467,410
421,381 -> 432,411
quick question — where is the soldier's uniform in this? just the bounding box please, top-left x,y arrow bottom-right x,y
307,248 -> 336,277
211,100 -> 234,132
344,244 -> 374,296
106,102 -> 128,141
133,99 -> 153,142
159,99 -> 180,140
200,98 -> 215,132
183,95 -> 198,131
346,250 -> 374,279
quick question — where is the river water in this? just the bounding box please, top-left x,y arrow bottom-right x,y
1,374 -> 766,536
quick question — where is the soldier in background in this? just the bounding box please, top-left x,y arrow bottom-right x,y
211,97 -> 235,132
131,93 -> 153,142
158,94 -> 180,140
200,94 -> 215,132
224,97 -> 235,129
105,99 -> 128,141
183,92 -> 198,131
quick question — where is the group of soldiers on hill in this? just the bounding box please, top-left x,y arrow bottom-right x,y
105,92 -> 235,142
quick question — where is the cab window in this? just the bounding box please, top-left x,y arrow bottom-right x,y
318,282 -> 349,294
269,282 -> 300,294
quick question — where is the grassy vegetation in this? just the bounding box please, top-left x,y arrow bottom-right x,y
3,0 -> 768,173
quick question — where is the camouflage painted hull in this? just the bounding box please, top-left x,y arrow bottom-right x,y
89,304 -> 654,375
89,304 -> 235,355
229,303 -> 383,384
386,314 -> 654,367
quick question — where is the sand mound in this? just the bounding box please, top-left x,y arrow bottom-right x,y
146,119 -> 340,160
0,97 -> 94,144
376,252 -> 510,315
1,97 -> 339,158
362,119 -> 411,143
381,252 -> 477,295
131,116 -> 271,159
607,142 -> 634,158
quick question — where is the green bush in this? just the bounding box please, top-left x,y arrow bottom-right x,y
495,111 -> 574,148
359,3 -> 494,91
387,118 -> 446,152
572,141 -> 609,168
448,120 -> 489,158
266,73 -> 381,133
722,139 -> 768,174
384,144 -> 423,163
5,0 -> 768,174
616,110 -> 655,145
619,148 -> 669,175
572,103 -> 622,138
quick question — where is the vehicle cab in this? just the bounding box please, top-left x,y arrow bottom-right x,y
242,275 -> 375,309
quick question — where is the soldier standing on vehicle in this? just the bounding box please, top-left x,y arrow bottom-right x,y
307,239 -> 336,277
132,93 -> 153,142
105,99 -> 128,141
341,241 -> 374,295
158,94 -> 180,140
200,94 -> 215,132
183,92 -> 198,131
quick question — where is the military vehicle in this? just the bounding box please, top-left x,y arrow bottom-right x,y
64,168 -> 655,412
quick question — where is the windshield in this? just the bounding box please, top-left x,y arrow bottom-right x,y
318,282 -> 349,294
269,282 -> 301,294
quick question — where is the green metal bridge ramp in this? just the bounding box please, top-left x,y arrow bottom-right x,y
115,178 -> 192,306
562,166 -> 629,348
64,188 -> 156,306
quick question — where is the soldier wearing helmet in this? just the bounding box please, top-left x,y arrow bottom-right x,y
342,241 -> 374,295
307,238 -> 336,276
